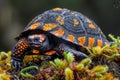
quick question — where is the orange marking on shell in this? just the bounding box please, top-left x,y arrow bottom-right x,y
73,18 -> 79,26
89,23 -> 96,29
45,50 -> 56,55
53,8 -> 62,11
43,23 -> 57,31
67,34 -> 75,42
56,16 -> 64,25
52,28 -> 65,37
78,37 -> 86,46
97,39 -> 103,47
86,18 -> 92,23
32,49 -> 40,54
88,37 -> 95,48
29,23 -> 41,30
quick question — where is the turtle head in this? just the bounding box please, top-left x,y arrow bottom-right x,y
28,34 -> 52,52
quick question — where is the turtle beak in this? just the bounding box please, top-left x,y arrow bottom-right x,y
30,43 -> 44,49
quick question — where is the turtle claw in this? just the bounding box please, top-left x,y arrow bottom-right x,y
10,58 -> 23,71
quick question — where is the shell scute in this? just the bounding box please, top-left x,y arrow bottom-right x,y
17,8 -> 108,48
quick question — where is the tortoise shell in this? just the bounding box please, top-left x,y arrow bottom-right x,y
16,8 -> 108,48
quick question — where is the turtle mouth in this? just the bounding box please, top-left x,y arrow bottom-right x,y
30,43 -> 44,49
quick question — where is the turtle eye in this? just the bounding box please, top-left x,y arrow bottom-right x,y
34,37 -> 40,42
28,38 -> 32,42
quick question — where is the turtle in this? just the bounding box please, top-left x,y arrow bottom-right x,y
11,8 -> 108,69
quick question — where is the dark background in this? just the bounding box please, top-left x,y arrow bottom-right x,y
0,0 -> 120,51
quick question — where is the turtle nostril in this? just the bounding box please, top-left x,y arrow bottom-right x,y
28,39 -> 32,42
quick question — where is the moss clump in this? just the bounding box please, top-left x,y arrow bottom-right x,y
18,52 -> 119,80
0,34 -> 120,80
0,51 -> 11,80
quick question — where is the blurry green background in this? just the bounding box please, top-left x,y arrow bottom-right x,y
0,0 -> 120,51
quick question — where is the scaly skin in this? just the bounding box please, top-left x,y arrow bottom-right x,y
11,38 -> 29,69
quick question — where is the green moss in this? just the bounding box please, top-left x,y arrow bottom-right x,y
19,51 -> 119,79
0,34 -> 120,80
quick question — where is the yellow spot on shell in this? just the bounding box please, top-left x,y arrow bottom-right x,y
73,18 -> 79,26
43,23 -> 57,31
56,16 -> 64,25
89,23 -> 96,29
53,8 -> 62,11
29,23 -> 41,30
67,34 -> 75,42
88,37 -> 95,48
52,28 -> 64,37
97,39 -> 103,47
78,37 -> 86,46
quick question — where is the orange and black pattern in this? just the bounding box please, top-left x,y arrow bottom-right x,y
12,38 -> 29,57
17,8 -> 108,48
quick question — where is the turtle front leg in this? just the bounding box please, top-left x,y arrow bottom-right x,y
57,44 -> 89,61
11,38 -> 29,69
